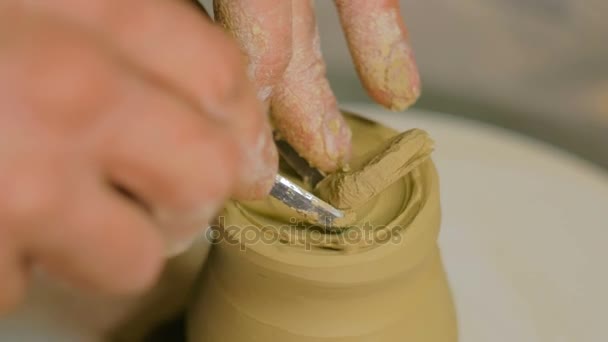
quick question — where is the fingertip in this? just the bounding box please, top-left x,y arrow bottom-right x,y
335,0 -> 421,111
233,122 -> 278,200
367,49 -> 421,111
233,169 -> 276,200
272,90 -> 352,174
303,117 -> 352,173
108,227 -> 166,295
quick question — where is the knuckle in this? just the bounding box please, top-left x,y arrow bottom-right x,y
256,53 -> 291,80
252,37 -> 292,83
292,56 -> 326,80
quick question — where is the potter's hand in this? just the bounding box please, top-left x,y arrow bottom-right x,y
213,0 -> 420,172
0,1 -> 277,314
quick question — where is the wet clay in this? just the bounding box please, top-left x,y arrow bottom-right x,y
317,128 -> 434,211
187,112 -> 458,341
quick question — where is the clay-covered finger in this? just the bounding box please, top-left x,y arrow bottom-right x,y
213,0 -> 292,198
213,0 -> 293,104
271,0 -> 352,173
334,0 -> 420,111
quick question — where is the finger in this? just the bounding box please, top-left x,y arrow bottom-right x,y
0,153 -> 164,295
29,179 -> 165,295
3,12 -> 239,234
103,0 -> 278,200
334,0 -> 420,111
0,154 -> 68,312
100,75 -> 243,246
2,12 -> 257,260
214,0 -> 293,104
213,0 -> 292,198
271,0 -> 352,173
231,118 -> 278,200
32,0 -> 277,198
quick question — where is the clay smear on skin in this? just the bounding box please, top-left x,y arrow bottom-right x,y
349,9 -> 420,110
214,1 -> 270,101
213,2 -> 279,196
272,1 -> 350,171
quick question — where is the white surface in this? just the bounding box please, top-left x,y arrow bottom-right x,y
1,105 -> 607,341
347,104 -> 608,342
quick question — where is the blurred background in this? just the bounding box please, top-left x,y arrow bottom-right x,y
319,0 -> 608,170
318,0 -> 608,169
204,0 -> 607,169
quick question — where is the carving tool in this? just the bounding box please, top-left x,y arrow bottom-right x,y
269,174 -> 344,227
268,139 -> 344,227
274,138 -> 325,188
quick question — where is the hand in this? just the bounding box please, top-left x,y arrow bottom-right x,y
0,0 -> 277,313
212,0 -> 420,172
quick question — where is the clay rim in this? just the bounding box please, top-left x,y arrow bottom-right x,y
218,161 -> 439,273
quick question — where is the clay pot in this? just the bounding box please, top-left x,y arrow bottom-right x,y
187,113 -> 458,341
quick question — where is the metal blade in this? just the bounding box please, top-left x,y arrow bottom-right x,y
275,139 -> 325,188
269,174 -> 344,227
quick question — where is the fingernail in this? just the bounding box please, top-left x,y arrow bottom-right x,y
321,111 -> 352,170
383,42 -> 420,111
372,10 -> 419,110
